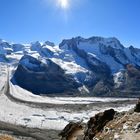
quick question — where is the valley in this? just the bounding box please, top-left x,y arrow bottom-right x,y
0,63 -> 138,139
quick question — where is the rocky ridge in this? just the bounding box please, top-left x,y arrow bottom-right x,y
60,100 -> 140,140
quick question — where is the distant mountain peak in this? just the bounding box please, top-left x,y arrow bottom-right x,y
0,36 -> 140,96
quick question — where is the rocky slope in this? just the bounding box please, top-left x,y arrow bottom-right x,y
12,55 -> 80,95
0,36 -> 140,96
60,100 -> 140,140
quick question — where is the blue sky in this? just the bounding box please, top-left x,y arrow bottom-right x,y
0,0 -> 139,47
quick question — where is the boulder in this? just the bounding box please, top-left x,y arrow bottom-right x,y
59,122 -> 84,140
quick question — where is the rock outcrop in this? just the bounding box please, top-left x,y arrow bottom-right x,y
59,109 -> 115,140
59,122 -> 84,140
13,55 -> 81,95
134,99 -> 140,112
84,109 -> 115,140
114,64 -> 140,96
60,100 -> 140,140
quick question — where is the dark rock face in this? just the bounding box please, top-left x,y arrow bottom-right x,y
92,78 -> 114,96
0,54 -> 9,62
115,64 -> 140,95
13,55 -> 80,95
86,54 -> 111,77
12,44 -> 25,52
59,122 -> 84,140
134,99 -> 140,112
125,64 -> 140,91
61,38 -> 111,77
60,38 -> 112,90
84,109 -> 115,140
60,109 -> 115,140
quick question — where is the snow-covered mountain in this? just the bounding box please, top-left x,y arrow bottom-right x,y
1,36 -> 140,96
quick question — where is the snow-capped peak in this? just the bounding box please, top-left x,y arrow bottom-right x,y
0,36 -> 140,81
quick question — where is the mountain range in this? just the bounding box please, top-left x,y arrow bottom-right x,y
0,36 -> 140,97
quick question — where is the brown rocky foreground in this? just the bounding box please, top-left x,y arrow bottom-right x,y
60,99 -> 140,140
0,100 -> 139,140
0,135 -> 14,140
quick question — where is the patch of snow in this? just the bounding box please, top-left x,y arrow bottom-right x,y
78,85 -> 90,94
50,58 -> 88,75
113,70 -> 125,88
